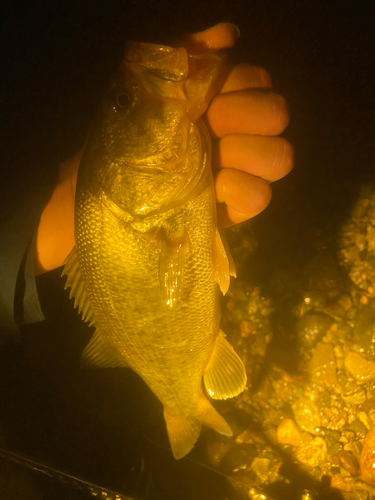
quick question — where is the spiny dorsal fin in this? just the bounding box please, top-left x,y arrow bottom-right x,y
62,246 -> 95,326
81,330 -> 129,369
203,330 -> 247,400
159,228 -> 190,308
213,227 -> 236,295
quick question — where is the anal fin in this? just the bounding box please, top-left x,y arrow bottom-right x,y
164,411 -> 202,460
204,330 -> 247,400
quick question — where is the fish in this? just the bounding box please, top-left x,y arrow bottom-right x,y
62,40 -> 247,460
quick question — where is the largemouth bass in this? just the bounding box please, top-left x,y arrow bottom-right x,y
63,40 -> 247,459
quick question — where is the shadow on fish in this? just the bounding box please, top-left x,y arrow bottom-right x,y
63,39 -> 247,460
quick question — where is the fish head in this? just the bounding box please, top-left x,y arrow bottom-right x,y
83,42 -> 229,217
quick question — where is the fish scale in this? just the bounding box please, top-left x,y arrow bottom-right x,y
63,40 -> 247,459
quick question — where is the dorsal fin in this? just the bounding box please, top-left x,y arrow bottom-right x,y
61,247 -> 95,326
81,330 -> 129,369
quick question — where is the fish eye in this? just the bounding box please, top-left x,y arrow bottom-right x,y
114,91 -> 132,112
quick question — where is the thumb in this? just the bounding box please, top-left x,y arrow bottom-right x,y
178,23 -> 240,54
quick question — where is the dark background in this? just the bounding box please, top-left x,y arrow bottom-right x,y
1,0 -> 375,498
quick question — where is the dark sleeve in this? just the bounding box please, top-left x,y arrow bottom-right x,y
0,182 -> 52,344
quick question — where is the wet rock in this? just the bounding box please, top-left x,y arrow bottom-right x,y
353,490 -> 369,500
308,342 -> 337,386
344,440 -> 362,462
250,457 -> 270,482
327,442 -> 343,456
358,411 -> 372,430
296,312 -> 334,350
344,352 -> 375,383
204,441 -> 229,467
220,443 -> 257,476
331,473 -> 353,492
317,389 -> 331,407
276,418 -> 302,446
350,419 -> 368,439
358,397 -> 375,414
337,370 -> 348,386
328,442 -> 343,455
338,450 -> 360,475
352,301 -> 375,359
342,382 -> 367,405
360,426 -> 375,486
315,427 -> 340,447
235,429 -> 265,445
292,397 -> 321,433
340,430 -> 356,443
296,437 -> 327,468
249,487 -> 271,500
328,411 -> 348,431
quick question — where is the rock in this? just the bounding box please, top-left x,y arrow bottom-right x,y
331,473 -> 353,492
292,397 -> 321,434
328,442 -> 343,455
314,427 -> 340,446
317,389 -> 331,407
328,411 -> 348,430
344,440 -> 362,462
352,301 -> 375,359
220,443 -> 257,476
250,457 -> 270,482
342,382 -> 367,405
358,397 -> 375,414
358,411 -> 372,430
296,437 -> 327,468
350,419 -> 368,439
276,419 -> 302,446
296,312 -> 334,349
204,441 -> 229,467
344,352 -> 375,383
308,342 -> 338,386
360,426 -> 375,486
353,490 -> 369,500
338,450 -> 360,475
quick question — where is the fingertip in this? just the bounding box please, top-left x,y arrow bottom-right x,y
180,23 -> 240,54
215,168 -> 272,219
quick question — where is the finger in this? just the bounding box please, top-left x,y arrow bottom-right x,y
217,204 -> 254,227
215,168 -> 272,227
220,63 -> 272,93
216,135 -> 294,182
178,23 -> 240,54
207,89 -> 290,137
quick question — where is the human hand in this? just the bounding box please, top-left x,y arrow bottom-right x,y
35,23 -> 293,275
183,23 -> 293,226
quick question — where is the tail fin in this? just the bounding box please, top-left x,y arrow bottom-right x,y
164,397 -> 232,460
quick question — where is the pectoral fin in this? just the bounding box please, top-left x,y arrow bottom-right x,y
81,330 -> 129,369
213,227 -> 236,295
159,229 -> 190,307
204,330 -> 247,400
62,246 -> 95,326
